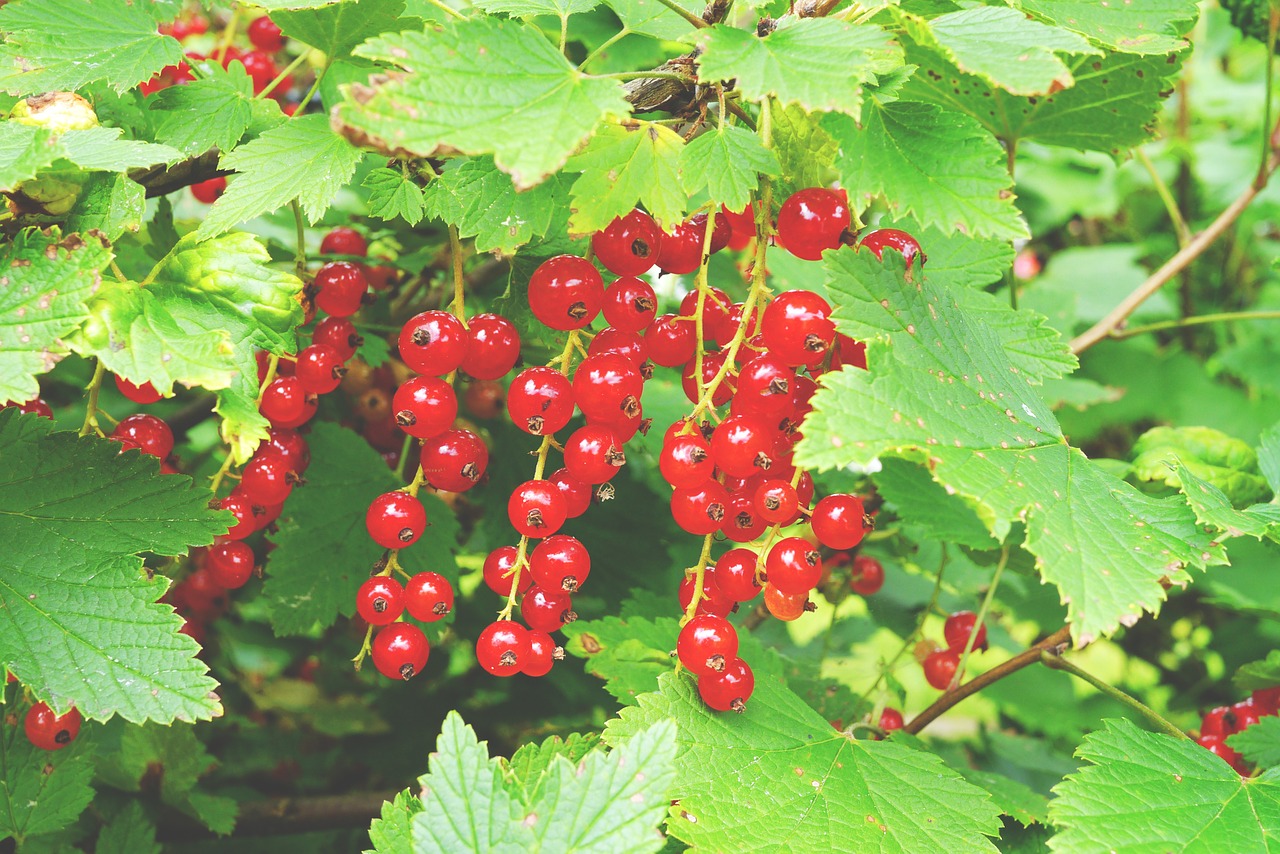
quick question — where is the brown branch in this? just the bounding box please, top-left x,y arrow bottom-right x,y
902,625 -> 1071,735
156,791 -> 397,842
131,150 -> 228,198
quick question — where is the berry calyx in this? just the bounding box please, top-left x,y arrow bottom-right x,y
370,623 -> 429,680
24,702 -> 82,750
404,571 -> 454,622
356,576 -> 405,625
677,615 -> 739,676
698,657 -> 754,712
592,210 -> 663,276
776,187 -> 850,261
477,621 -> 531,677
365,491 -> 427,549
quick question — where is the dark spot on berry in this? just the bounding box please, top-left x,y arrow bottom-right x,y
767,377 -> 789,395
398,663 -> 416,680
754,452 -> 772,471
621,394 -> 640,417
373,597 -> 388,613
562,576 -> 579,593
635,295 -> 655,313
803,333 -> 827,353
632,238 -> 654,259
764,494 -> 781,511
397,527 -> 415,543
433,601 -> 450,616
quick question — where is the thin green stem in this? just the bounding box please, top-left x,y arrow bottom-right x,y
951,546 -> 1007,688
1110,309 -> 1280,340
215,4 -> 242,66
291,201 -> 307,278
646,0 -> 706,28
296,61 -> 330,114
448,225 -> 468,327
422,0 -> 467,20
1040,650 -> 1190,740
856,546 -> 948,710
579,28 -> 630,70
256,50 -> 310,100
1136,148 -> 1191,248
559,13 -> 569,55
78,360 -> 107,437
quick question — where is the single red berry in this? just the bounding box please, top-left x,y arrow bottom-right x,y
320,226 -> 367,257
112,413 -> 174,458
393,376 -> 458,439
461,313 -> 521,380
586,326 -> 647,367
722,203 -> 758,250
191,176 -> 226,203
764,537 -> 822,595
1252,686 -> 1280,715
314,261 -> 366,318
365,491 -> 427,549
678,614 -> 738,676
521,586 -> 576,633
563,424 -> 626,484
698,657 -> 754,712
602,276 -> 657,333
1198,733 -> 1248,775
259,376 -> 308,424
463,379 -> 505,420
239,50 -> 278,93
477,621 -> 531,677
859,228 -> 924,267
404,572 -> 453,622
592,210 -> 663,276
761,290 -> 835,367
399,310 -> 469,376
313,316 -> 362,361
239,450 -> 296,505
264,426 -> 310,473
656,215 -> 709,274
420,429 -> 488,492
679,286 -> 736,345
247,15 -> 285,52
529,535 -> 591,593
764,584 -> 809,621
720,493 -> 766,543
296,344 -> 346,395
114,375 -> 163,404
644,314 -> 697,367
812,494 -> 867,551
371,623 -> 429,680
507,366 -> 575,436
659,431 -> 714,488
356,576 -> 405,625
206,539 -> 256,588
943,610 -> 989,652
879,707 -> 904,733
670,481 -> 729,536
482,545 -> 531,597
11,398 -> 53,418
776,188 -> 849,261
851,555 -> 885,595
734,353 -> 796,423
549,468 -> 593,518
754,479 -> 799,525
923,648 -> 962,691
528,255 -> 604,331
219,491 -> 263,540
522,630 -> 561,677
678,571 -> 734,617
508,479 -> 567,538
680,351 -> 736,407
709,414 -> 775,478
24,702 -> 82,751
1200,706 -> 1232,739
572,353 -> 643,421
1231,698 -> 1262,733
715,548 -> 762,602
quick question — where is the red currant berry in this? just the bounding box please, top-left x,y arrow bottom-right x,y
399,310 -> 469,376
477,621 -> 531,677
404,571 -> 453,622
564,424 -> 626,484
219,491 -> 263,540
656,216 -> 708,275
679,286 -> 737,345
1231,698 -> 1262,733
529,534 -> 591,592
754,479 -> 798,525
313,316 -> 362,361
24,702 -> 81,751
645,314 -> 697,367
678,571 -> 734,617
247,15 -> 285,52
721,493 -> 767,543
239,450 -> 296,505
943,610 -> 989,652
764,537 -> 822,595
371,623 -> 429,680
1201,706 -> 1231,739
678,615 -> 738,676
586,326 -> 647,367
206,539 -> 256,588
508,479 -> 567,538
239,50 -> 278,93
507,367 -> 575,436
320,226 -> 367,257
592,210 -> 663,276
776,188 -> 849,261
393,376 -> 458,439
420,429 -> 488,492
709,414 -> 775,478
314,261 -> 367,318
521,586 -> 576,633
722,203 -> 758,249
922,648 -> 962,691
1253,686 -> 1280,716
528,255 -> 603,331
112,414 -> 174,458
483,545 -> 532,597
523,630 -> 561,677
365,491 -> 427,549
859,228 -> 924,267
811,494 -> 867,550
573,353 -> 643,422
733,353 -> 796,423
296,344 -> 346,395
549,468 -> 592,518
670,481 -> 729,536
463,379 -> 504,419
764,583 -> 808,621
761,290 -> 835,366
264,426 -> 310,474
698,657 -> 754,712
879,707 -> 904,733
10,397 -> 53,418
680,351 -> 736,406
114,375 -> 162,403
602,276 -> 657,333
659,431 -> 714,488
850,555 -> 885,595
259,376 -> 308,424
715,548 -> 762,602
460,313 -> 521,380
191,176 -> 226,204
356,576 -> 405,625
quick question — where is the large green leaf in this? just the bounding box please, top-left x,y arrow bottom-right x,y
1020,0 -> 1198,54
422,156 -> 566,254
564,121 -> 686,232
680,123 -> 779,214
0,411 -> 226,723
150,63 -> 260,156
0,706 -> 95,844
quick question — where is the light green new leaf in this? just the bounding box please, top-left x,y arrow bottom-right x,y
697,19 -> 899,116
0,228 -> 110,405
1228,716 -> 1280,770
339,18 -> 629,189
1049,718 -> 1280,851
794,249 -> 1220,644
826,102 -> 1028,240
506,733 -> 601,803
151,64 -> 258,156
1174,463 -> 1280,543
1020,0 -> 1198,54
0,714 -> 94,842
768,101 -> 839,196
0,0 -> 184,95
1131,425 -> 1270,506
366,790 -> 421,854
604,672 -> 1002,851
0,410 -> 227,723
1237,652 -> 1280,692
198,114 -> 364,238
565,121 -> 685,232
0,124 -> 65,191
902,6 -> 1100,97
363,167 -> 426,226
95,802 -> 161,854
273,0 -> 412,57
680,123 -> 779,213
475,0 -> 599,18
0,122 -> 182,176
422,157 -> 564,254
1258,421 -> 1280,493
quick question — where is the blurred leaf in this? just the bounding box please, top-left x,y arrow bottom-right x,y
1227,715 -> 1280,769
1235,651 -> 1280,692
1132,426 -> 1270,506
95,802 -> 160,854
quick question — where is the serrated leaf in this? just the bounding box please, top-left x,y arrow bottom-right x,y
0,124 -> 64,191
150,64 -> 257,156
63,173 -> 146,240
874,458 -> 997,549
263,423 -> 458,635
57,127 -> 183,171
768,101 -> 838,195
198,114 -> 364,239
1228,716 -> 1280,770
273,0 -> 412,57
94,802 -> 161,854
1020,0 -> 1198,54
1048,718 -> 1280,851
475,0 -> 599,17
338,18 -> 629,189
366,790 -> 421,854
680,123 -> 779,213
0,228 -> 110,405
1236,652 -> 1280,693
1259,422 -> 1280,494
562,615 -> 682,705
602,0 -> 700,41
0,714 -> 94,842
0,0 -> 184,96
877,217 -> 1014,290
891,732 -> 1049,826
422,157 -> 563,254
0,411 -> 226,722
565,121 -> 685,232
794,249 -> 1221,645
698,19 -> 899,115
1132,426 -> 1269,506
826,102 -> 1028,240
902,6 -> 1100,97
604,672 -> 1002,851
363,167 -> 426,226
1173,463 -> 1280,542
506,733 -> 601,803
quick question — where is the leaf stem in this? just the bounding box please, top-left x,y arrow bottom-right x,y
256,50 -> 311,100
296,61 -> 331,114
78,359 -> 107,437
950,546 -> 1006,689
1109,309 -> 1280,340
1135,148 -> 1191,249
215,4 -> 242,67
448,225 -> 468,327
578,28 -> 631,70
421,0 -> 467,20
1040,650 -> 1190,740
645,0 -> 707,28
291,200 -> 307,278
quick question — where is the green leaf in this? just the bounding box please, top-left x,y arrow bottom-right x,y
0,228 -> 110,405
263,423 -> 458,635
506,732 -> 602,802
338,18 -> 629,189
63,173 -> 146,241
680,123 -> 780,213
604,672 -> 1002,851
901,6 -> 1100,96
1131,426 -> 1270,506
793,249 -> 1221,644
874,458 -> 997,549
0,124 -> 64,191
273,0 -> 412,57
1172,463 -> 1280,542
565,121 -> 686,233
877,217 -> 1014,290
825,102 -> 1028,240
563,615 -> 682,705
768,101 -> 838,195
0,411 -> 226,722
1259,422 -> 1280,494
474,0 -> 599,18
0,0 -> 184,95
1228,716 -> 1280,770
0,713 -> 94,842
1049,718 -> 1280,851
696,19 -> 899,116
198,114 -> 364,239
1020,0 -> 1198,54
56,127 -> 183,171
1236,652 -> 1280,692
367,790 -> 422,854
422,157 -> 564,254
603,0 -> 701,41
150,63 -> 257,156
94,803 -> 160,854
363,166 -> 426,226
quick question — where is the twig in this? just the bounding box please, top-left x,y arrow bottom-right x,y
1136,148 -> 1191,248
1040,650 -> 1189,740
1108,309 -> 1280,340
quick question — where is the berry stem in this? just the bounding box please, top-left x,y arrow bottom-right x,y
255,49 -> 311,100
351,624 -> 374,670
292,201 -> 308,278
214,5 -> 242,66
78,359 -> 107,438
296,59 -> 330,115
1040,649 -> 1190,740
679,533 -> 716,627
950,545 -> 1007,689
420,0 -> 467,21
448,225 -> 468,328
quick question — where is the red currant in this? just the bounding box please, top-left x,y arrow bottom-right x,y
24,702 -> 81,750
644,314 -> 696,367
709,415 -> 775,478
549,468 -> 593,518
356,576 -> 405,625
507,367 -> 574,436
248,16 -> 285,52
764,537 -> 822,595
240,51 -> 278,93
523,630 -> 561,677
191,176 -> 226,203
528,255 -> 603,331
721,493 -> 767,543
521,586 -> 575,633
879,707 -> 904,733
296,344 -> 346,395
365,491 -> 427,549
754,479 -> 798,524
776,188 -> 849,261
112,414 -> 174,458
461,313 -> 521,380
677,614 -> 738,676
239,450 -> 296,505
508,479 -> 567,538
922,648 -> 962,691
698,656 -> 754,712
420,429 -> 488,492
264,426 -> 310,473
859,228 -> 924,267
572,353 -> 643,422
602,276 -> 657,332
1253,686 -> 1280,715
763,583 -> 808,621
404,571 -> 453,622
529,534 -> 590,592
761,290 -> 835,367
483,545 -> 532,597
678,571 -> 734,617
563,424 -> 626,484
851,555 -> 884,595
656,215 -> 720,275
733,353 -> 796,423
722,203 -> 758,250
811,494 -> 867,550
659,431 -> 714,488
313,316 -> 362,361
943,610 -> 988,652
1201,706 -> 1232,738
393,376 -> 458,439
1231,698 -> 1262,732
463,379 -> 504,419
1198,734 -> 1248,775
314,261 -> 367,318
477,621 -> 531,677
715,548 -> 762,602
219,491 -> 263,540
114,375 -> 162,403
371,623 -> 429,680
319,226 -> 366,257
11,398 -> 53,418
206,540 -> 255,588
259,376 -> 309,424
587,326 -> 647,367
680,351 -> 736,406
399,311 -> 469,376
670,481 -> 729,536
592,210 -> 663,276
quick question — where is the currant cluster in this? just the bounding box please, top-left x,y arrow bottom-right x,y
1195,683 -> 1280,776
921,611 -> 989,691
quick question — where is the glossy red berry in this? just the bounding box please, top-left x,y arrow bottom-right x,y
670,481 -> 729,536
319,226 -> 366,257
264,426 -> 310,474
811,494 -> 867,550
722,493 -> 767,543
295,344 -> 346,394
710,415 -> 775,478
529,535 -> 591,592
460,313 -> 521,380
678,571 -> 734,617
761,290 -> 835,367
715,549 -> 762,602
239,450 -> 295,505
644,314 -> 696,367
764,537 -> 822,595
923,648 -> 962,691
764,583 -> 809,621
734,354 -> 796,423
722,203 -> 758,249
754,479 -> 799,524
314,261 -> 367,318
586,326 -> 647,367
507,367 -> 574,436
393,376 -> 458,439
112,414 -> 174,458
259,376 -> 308,424
680,351 -> 736,407
1253,686 -> 1280,715
24,702 -> 81,751
219,491 -> 263,540
206,540 -> 256,588
656,214 -> 728,274
483,545 -> 531,597
1200,706 -> 1232,739
508,479 -> 567,538
572,353 -> 643,422
420,429 -> 488,492
371,623 -> 429,680
356,576 -> 405,625
523,630 -> 561,677
776,188 -> 849,261
191,176 -> 226,203
549,468 -> 592,518
563,424 -> 626,484
114,375 -> 162,404
851,555 -> 885,595
521,586 -> 576,633
463,379 -> 505,419
365,491 -> 427,549
859,228 -> 924,267
602,276 -> 657,332
879,708 -> 904,733
10,397 -> 53,418
399,310 -> 469,376
248,15 -> 285,52
678,286 -> 736,345
698,657 -> 754,712
404,572 -> 453,622
528,255 -> 603,331
313,316 -> 362,361
592,210 -> 663,276
943,611 -> 989,652
477,621 -> 531,677
659,431 -> 714,488
239,50 -> 278,93
678,615 -> 738,676
1231,698 -> 1262,732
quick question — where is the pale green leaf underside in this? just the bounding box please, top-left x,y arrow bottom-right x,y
1021,0 -> 1198,54
565,121 -> 686,232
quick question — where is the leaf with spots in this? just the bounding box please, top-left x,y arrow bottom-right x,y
793,248 -> 1222,645
1020,0 -> 1198,55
